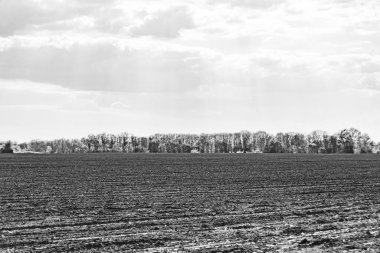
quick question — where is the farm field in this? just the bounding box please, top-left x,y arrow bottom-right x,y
1,153 -> 380,252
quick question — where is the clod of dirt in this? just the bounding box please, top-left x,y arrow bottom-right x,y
309,238 -> 336,247
283,226 -> 306,235
345,245 -> 357,250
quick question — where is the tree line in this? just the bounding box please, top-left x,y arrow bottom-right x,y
1,128 -> 380,154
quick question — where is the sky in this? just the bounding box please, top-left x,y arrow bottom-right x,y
0,0 -> 380,142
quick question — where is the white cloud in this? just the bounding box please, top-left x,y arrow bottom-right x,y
1,0 -> 380,141
0,0 -> 79,36
208,0 -> 286,9
0,0 -> 48,35
129,6 -> 195,38
0,79 -> 101,111
0,40 -> 205,92
360,74 -> 380,90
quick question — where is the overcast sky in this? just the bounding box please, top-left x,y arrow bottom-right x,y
1,0 -> 380,142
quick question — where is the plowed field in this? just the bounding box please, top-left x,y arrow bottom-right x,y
1,154 -> 379,252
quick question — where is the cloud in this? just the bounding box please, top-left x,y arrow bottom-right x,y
0,0 -> 77,36
130,7 -> 194,38
110,102 -> 131,111
208,0 -> 286,9
2,33 -> 377,95
0,0 -> 124,36
0,79 -> 100,111
0,0 -> 47,36
1,0 -> 380,142
359,60 -> 380,74
0,41 -> 204,92
360,74 -> 380,90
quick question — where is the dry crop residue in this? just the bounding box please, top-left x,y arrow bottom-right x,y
1,153 -> 379,252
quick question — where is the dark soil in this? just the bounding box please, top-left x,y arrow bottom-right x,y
1,153 -> 379,252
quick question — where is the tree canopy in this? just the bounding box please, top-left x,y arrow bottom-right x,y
2,128 -> 379,154
0,141 -> 13,153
